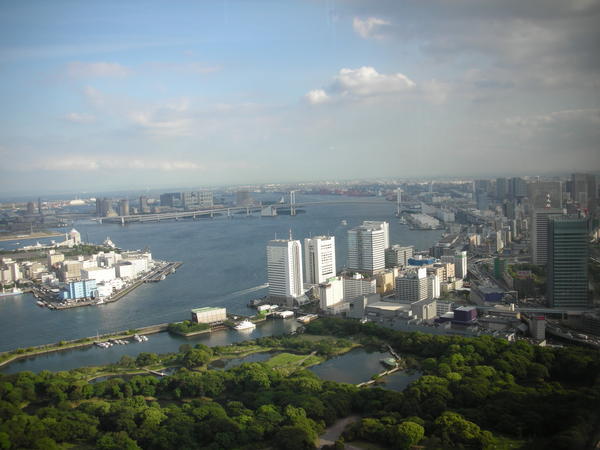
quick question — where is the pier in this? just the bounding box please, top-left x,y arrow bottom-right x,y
356,343 -> 404,388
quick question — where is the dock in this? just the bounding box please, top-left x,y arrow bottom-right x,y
144,261 -> 183,282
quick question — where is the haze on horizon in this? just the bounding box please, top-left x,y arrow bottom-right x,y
0,0 -> 599,195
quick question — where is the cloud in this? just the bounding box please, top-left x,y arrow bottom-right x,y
64,112 -> 96,124
19,156 -> 205,172
334,66 -> 415,96
305,89 -> 330,105
66,62 -> 131,78
503,109 -> 600,129
306,67 -> 416,104
353,17 -> 390,39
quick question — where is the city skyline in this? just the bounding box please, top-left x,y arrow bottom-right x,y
1,1 -> 599,195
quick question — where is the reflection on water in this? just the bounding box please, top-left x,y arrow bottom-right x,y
309,347 -> 421,391
0,320 -> 299,374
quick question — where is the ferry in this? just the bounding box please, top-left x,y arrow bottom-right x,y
234,320 -> 256,331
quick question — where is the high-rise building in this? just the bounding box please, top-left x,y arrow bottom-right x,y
509,177 -> 528,199
182,191 -> 213,210
547,216 -> 589,308
528,181 -> 563,209
304,236 -> 336,285
362,221 -> 390,249
139,196 -> 150,214
395,268 -> 428,303
496,177 -> 508,200
385,245 -> 414,268
160,192 -> 182,208
571,173 -> 597,217
531,208 -> 563,265
267,239 -> 304,303
119,199 -> 129,216
347,224 -> 386,274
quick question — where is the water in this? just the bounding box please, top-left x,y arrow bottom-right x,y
1,319 -> 299,374
309,347 -> 421,390
0,194 -> 442,371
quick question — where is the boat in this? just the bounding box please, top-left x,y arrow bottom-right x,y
0,288 -> 23,298
36,300 -> 44,307
234,320 -> 256,331
340,219 -> 347,226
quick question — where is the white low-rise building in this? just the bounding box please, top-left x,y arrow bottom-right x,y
81,266 -> 116,283
319,276 -> 344,309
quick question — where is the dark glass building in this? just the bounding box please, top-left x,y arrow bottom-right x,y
547,216 -> 589,308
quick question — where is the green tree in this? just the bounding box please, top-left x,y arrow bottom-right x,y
96,431 -> 141,450
395,421 -> 425,449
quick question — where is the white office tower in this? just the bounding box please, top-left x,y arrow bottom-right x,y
304,236 -> 336,285
347,225 -> 386,274
267,239 -> 304,303
427,273 -> 441,299
395,268 -> 428,303
362,221 -> 390,249
318,276 -> 344,309
531,208 -> 563,265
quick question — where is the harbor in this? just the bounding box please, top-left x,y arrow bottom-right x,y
29,260 -> 182,310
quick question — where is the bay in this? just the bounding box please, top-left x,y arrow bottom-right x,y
0,194 -> 442,371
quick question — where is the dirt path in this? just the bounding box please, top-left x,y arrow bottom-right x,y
317,415 -> 360,448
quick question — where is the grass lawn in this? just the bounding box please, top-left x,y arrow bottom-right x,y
265,352 -> 324,375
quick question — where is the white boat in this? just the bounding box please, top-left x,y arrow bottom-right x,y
234,320 -> 256,331
340,219 -> 347,226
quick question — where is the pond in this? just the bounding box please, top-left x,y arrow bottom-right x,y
308,347 -> 421,391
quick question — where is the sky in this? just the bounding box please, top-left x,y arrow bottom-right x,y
0,0 -> 599,195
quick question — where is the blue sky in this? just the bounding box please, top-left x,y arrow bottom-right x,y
1,0 -> 599,194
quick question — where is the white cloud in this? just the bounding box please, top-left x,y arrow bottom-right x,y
66,62 -> 131,78
305,89 -> 330,105
64,112 -> 96,123
353,17 -> 390,40
334,66 -> 415,96
24,156 -> 205,172
305,66 -> 417,105
503,109 -> 600,129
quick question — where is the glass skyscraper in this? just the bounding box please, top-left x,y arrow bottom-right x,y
547,216 -> 589,308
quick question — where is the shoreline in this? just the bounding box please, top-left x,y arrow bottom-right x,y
0,232 -> 64,242
0,322 -> 170,369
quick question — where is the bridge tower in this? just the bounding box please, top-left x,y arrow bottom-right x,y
290,190 -> 296,216
396,188 -> 402,216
